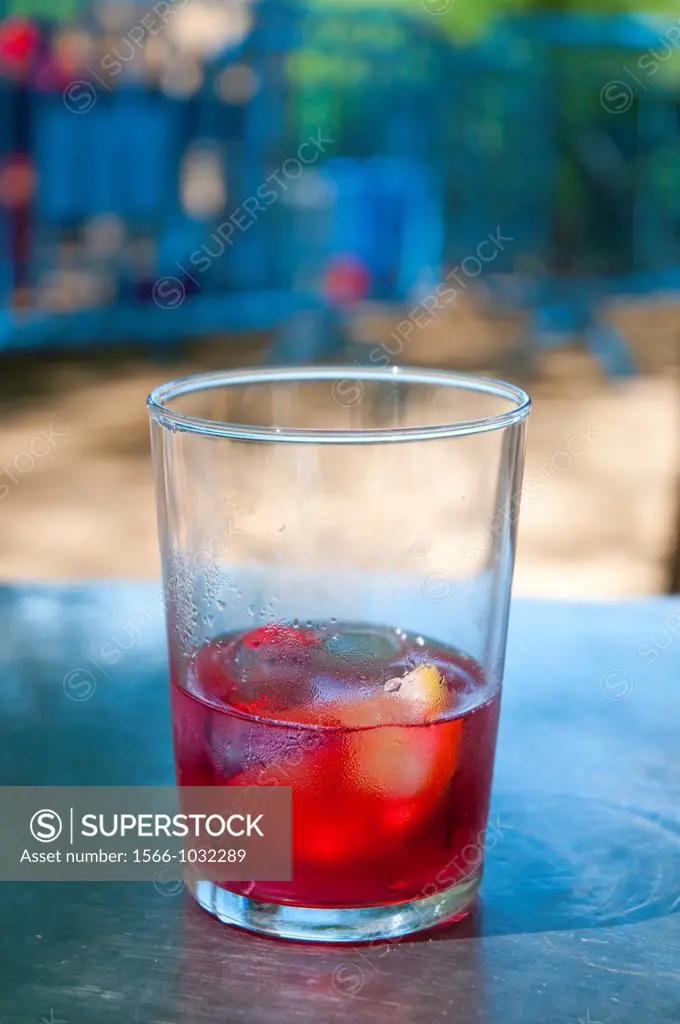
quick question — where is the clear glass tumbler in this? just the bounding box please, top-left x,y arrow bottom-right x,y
147,366 -> 530,943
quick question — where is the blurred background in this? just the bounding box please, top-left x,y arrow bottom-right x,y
0,0 -> 679,596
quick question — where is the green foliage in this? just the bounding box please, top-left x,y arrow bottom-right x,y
434,0 -> 678,41
310,0 -> 679,41
7,0 -> 80,18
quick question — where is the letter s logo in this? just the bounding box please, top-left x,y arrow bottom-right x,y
30,810 -> 63,843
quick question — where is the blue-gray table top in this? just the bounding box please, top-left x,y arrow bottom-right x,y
0,584 -> 679,1024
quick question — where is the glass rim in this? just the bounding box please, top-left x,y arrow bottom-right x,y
147,366 -> 531,444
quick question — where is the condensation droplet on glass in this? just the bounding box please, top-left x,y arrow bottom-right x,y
247,605 -> 256,619
205,614 -> 214,628
415,636 -> 425,647
216,600 -> 226,612
384,678 -> 402,693
293,618 -> 299,628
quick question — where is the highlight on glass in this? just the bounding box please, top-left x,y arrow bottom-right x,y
148,366 -> 531,943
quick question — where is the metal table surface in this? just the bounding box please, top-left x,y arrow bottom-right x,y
0,583 -> 679,1024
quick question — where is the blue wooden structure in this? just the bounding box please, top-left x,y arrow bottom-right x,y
0,4 -> 679,370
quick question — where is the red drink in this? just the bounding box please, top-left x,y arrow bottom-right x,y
172,623 -> 499,911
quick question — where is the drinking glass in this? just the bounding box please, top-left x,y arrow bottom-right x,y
147,366 -> 530,942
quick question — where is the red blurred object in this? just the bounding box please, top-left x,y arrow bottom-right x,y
0,17 -> 40,74
323,255 -> 371,307
0,155 -> 36,209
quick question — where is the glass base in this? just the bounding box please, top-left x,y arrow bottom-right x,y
188,868 -> 481,944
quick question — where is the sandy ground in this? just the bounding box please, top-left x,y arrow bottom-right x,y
0,292 -> 678,597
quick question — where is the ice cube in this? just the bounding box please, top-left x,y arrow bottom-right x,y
240,623 -> 318,663
330,664 -> 463,811
308,673 -> 358,705
323,627 -> 404,663
344,704 -> 464,808
232,624 -> 319,710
